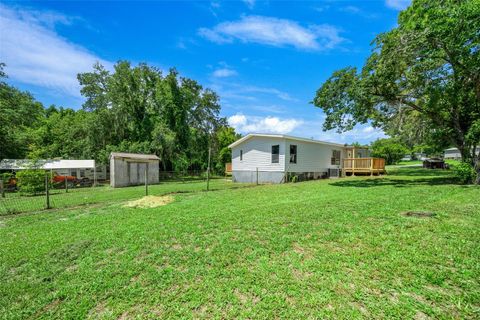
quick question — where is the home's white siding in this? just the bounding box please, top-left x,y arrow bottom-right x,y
232,136 -> 286,172
284,138 -> 343,173
444,147 -> 479,160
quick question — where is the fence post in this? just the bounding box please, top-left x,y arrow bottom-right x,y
65,175 -> 68,193
145,166 -> 148,196
0,180 -> 4,198
45,174 -> 50,209
256,167 -> 259,185
206,147 -> 211,191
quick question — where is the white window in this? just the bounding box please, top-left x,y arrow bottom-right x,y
290,145 -> 297,164
331,150 -> 341,165
271,145 -> 279,163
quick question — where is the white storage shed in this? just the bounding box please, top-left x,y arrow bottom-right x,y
109,153 -> 160,188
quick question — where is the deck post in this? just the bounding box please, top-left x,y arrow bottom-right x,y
352,148 -> 356,176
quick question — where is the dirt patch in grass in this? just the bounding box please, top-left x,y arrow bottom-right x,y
401,211 -> 437,218
234,289 -> 260,305
124,195 -> 174,208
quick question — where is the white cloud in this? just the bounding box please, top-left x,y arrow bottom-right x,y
385,0 -> 410,10
289,115 -> 387,145
239,85 -> 296,101
341,6 -> 361,14
199,15 -> 344,50
227,113 -> 386,144
0,4 -> 111,98
210,1 -> 221,9
313,5 -> 331,13
228,114 -> 247,127
362,126 -> 375,133
211,82 -> 297,103
212,68 -> 238,78
228,113 -> 302,134
338,6 -> 378,19
243,0 -> 256,9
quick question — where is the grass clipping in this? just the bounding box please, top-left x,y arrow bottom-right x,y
124,195 -> 174,209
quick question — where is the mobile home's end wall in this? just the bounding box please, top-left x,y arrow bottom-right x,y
284,138 -> 344,175
231,137 -> 286,183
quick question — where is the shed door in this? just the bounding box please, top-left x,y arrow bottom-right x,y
138,163 -> 146,184
129,162 -> 138,184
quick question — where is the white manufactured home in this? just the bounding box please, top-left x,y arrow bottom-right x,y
444,147 -> 480,160
0,159 -> 106,181
228,134 -> 385,183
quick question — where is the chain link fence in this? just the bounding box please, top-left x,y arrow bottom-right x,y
0,170 -> 249,216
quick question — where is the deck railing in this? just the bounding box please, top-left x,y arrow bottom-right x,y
343,158 -> 385,173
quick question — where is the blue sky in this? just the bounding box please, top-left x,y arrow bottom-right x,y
0,0 -> 410,144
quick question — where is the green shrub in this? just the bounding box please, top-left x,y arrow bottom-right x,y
1,172 -> 13,182
16,170 -> 46,195
370,138 -> 409,165
454,162 -> 476,184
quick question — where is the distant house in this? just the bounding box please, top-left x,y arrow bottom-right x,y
401,153 -> 427,161
414,153 -> 428,161
444,147 -> 480,160
109,152 -> 160,188
228,133 -> 385,183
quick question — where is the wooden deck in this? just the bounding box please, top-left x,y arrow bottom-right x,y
225,162 -> 232,177
342,158 -> 385,176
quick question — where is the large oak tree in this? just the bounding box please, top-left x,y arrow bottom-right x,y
313,0 -> 480,182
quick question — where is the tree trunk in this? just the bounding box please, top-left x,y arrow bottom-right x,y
475,160 -> 480,185
458,144 -> 473,164
474,146 -> 480,185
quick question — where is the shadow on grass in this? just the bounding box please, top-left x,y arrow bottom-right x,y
331,167 -> 460,188
387,168 -> 454,177
329,177 -> 459,188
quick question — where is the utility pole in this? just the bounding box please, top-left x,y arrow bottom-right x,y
145,165 -> 148,196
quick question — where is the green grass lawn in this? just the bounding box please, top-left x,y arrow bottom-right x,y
391,160 -> 423,166
1,167 -> 479,319
0,178 -> 249,215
